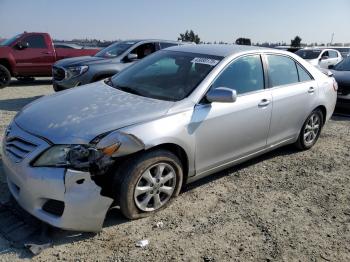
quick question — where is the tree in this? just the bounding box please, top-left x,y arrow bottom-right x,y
178,30 -> 200,44
291,36 -> 302,47
235,38 -> 251,46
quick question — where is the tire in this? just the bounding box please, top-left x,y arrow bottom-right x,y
115,149 -> 183,219
0,64 -> 11,88
295,109 -> 323,150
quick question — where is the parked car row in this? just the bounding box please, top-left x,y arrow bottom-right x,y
2,44 -> 337,231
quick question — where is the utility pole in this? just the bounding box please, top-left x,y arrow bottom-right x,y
330,33 -> 334,46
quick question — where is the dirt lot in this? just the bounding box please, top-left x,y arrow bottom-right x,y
0,79 -> 349,261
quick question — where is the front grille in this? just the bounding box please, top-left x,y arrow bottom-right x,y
52,66 -> 66,81
5,137 -> 38,163
42,200 -> 65,217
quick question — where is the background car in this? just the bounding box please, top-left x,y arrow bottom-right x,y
329,56 -> 350,109
2,45 -> 336,232
53,43 -> 97,49
295,48 -> 342,69
0,32 -> 99,88
316,46 -> 350,58
52,39 -> 187,91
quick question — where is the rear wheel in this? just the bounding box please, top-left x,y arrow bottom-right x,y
295,109 -> 323,150
0,64 -> 11,88
115,149 -> 183,219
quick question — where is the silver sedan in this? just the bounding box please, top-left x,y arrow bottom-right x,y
2,44 -> 337,231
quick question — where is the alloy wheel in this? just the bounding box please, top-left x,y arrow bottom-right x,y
134,162 -> 176,212
303,113 -> 321,145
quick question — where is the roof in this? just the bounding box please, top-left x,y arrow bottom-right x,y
121,39 -> 184,44
166,44 -> 271,57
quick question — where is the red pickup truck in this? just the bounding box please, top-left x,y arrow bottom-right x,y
0,32 -> 99,88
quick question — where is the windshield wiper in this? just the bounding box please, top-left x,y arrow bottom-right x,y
104,77 -> 114,87
115,85 -> 144,96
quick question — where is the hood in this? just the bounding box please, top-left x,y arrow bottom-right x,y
15,82 -> 174,144
331,70 -> 350,87
54,55 -> 117,67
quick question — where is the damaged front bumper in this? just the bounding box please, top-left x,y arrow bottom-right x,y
2,122 -> 113,232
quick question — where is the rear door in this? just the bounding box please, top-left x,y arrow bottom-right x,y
265,54 -> 318,145
194,54 -> 272,173
12,34 -> 54,75
328,50 -> 342,66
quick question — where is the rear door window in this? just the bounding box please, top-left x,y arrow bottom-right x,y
328,50 -> 338,58
22,35 -> 47,48
266,55 -> 299,87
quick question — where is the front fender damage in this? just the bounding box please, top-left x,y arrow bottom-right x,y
62,169 -> 113,232
60,132 -> 145,232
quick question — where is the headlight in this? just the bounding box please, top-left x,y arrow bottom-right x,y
33,145 -> 73,167
32,143 -> 121,168
67,65 -> 88,78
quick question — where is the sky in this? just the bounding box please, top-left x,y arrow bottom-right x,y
1,0 -> 350,44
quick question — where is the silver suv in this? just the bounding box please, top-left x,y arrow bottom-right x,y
2,45 -> 337,231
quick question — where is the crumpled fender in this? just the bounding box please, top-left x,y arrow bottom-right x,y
62,169 -> 113,232
95,131 -> 145,157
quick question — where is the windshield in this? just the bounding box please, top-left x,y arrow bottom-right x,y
334,57 -> 350,71
0,34 -> 22,46
95,41 -> 136,58
109,50 -> 222,101
295,49 -> 321,59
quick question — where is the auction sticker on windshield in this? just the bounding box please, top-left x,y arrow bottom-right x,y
191,57 -> 219,66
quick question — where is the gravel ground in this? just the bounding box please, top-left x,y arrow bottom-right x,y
0,79 -> 349,261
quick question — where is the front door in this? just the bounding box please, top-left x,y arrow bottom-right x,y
193,54 -> 272,174
12,34 -> 54,75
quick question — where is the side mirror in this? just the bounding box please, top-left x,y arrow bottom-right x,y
328,64 -> 334,69
206,87 -> 237,103
16,41 -> 29,50
127,53 -> 138,61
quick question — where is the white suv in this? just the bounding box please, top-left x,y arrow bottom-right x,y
295,48 -> 342,69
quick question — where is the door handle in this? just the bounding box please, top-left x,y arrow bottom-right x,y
258,99 -> 271,107
308,87 -> 315,93
41,51 -> 51,55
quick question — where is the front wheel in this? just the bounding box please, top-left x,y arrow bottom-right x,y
115,149 -> 183,219
0,64 -> 11,88
295,109 -> 323,150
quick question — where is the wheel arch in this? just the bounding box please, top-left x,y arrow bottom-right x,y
0,59 -> 12,75
146,143 -> 189,187
314,105 -> 327,126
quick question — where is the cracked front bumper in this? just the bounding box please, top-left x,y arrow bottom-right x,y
2,122 -> 113,232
